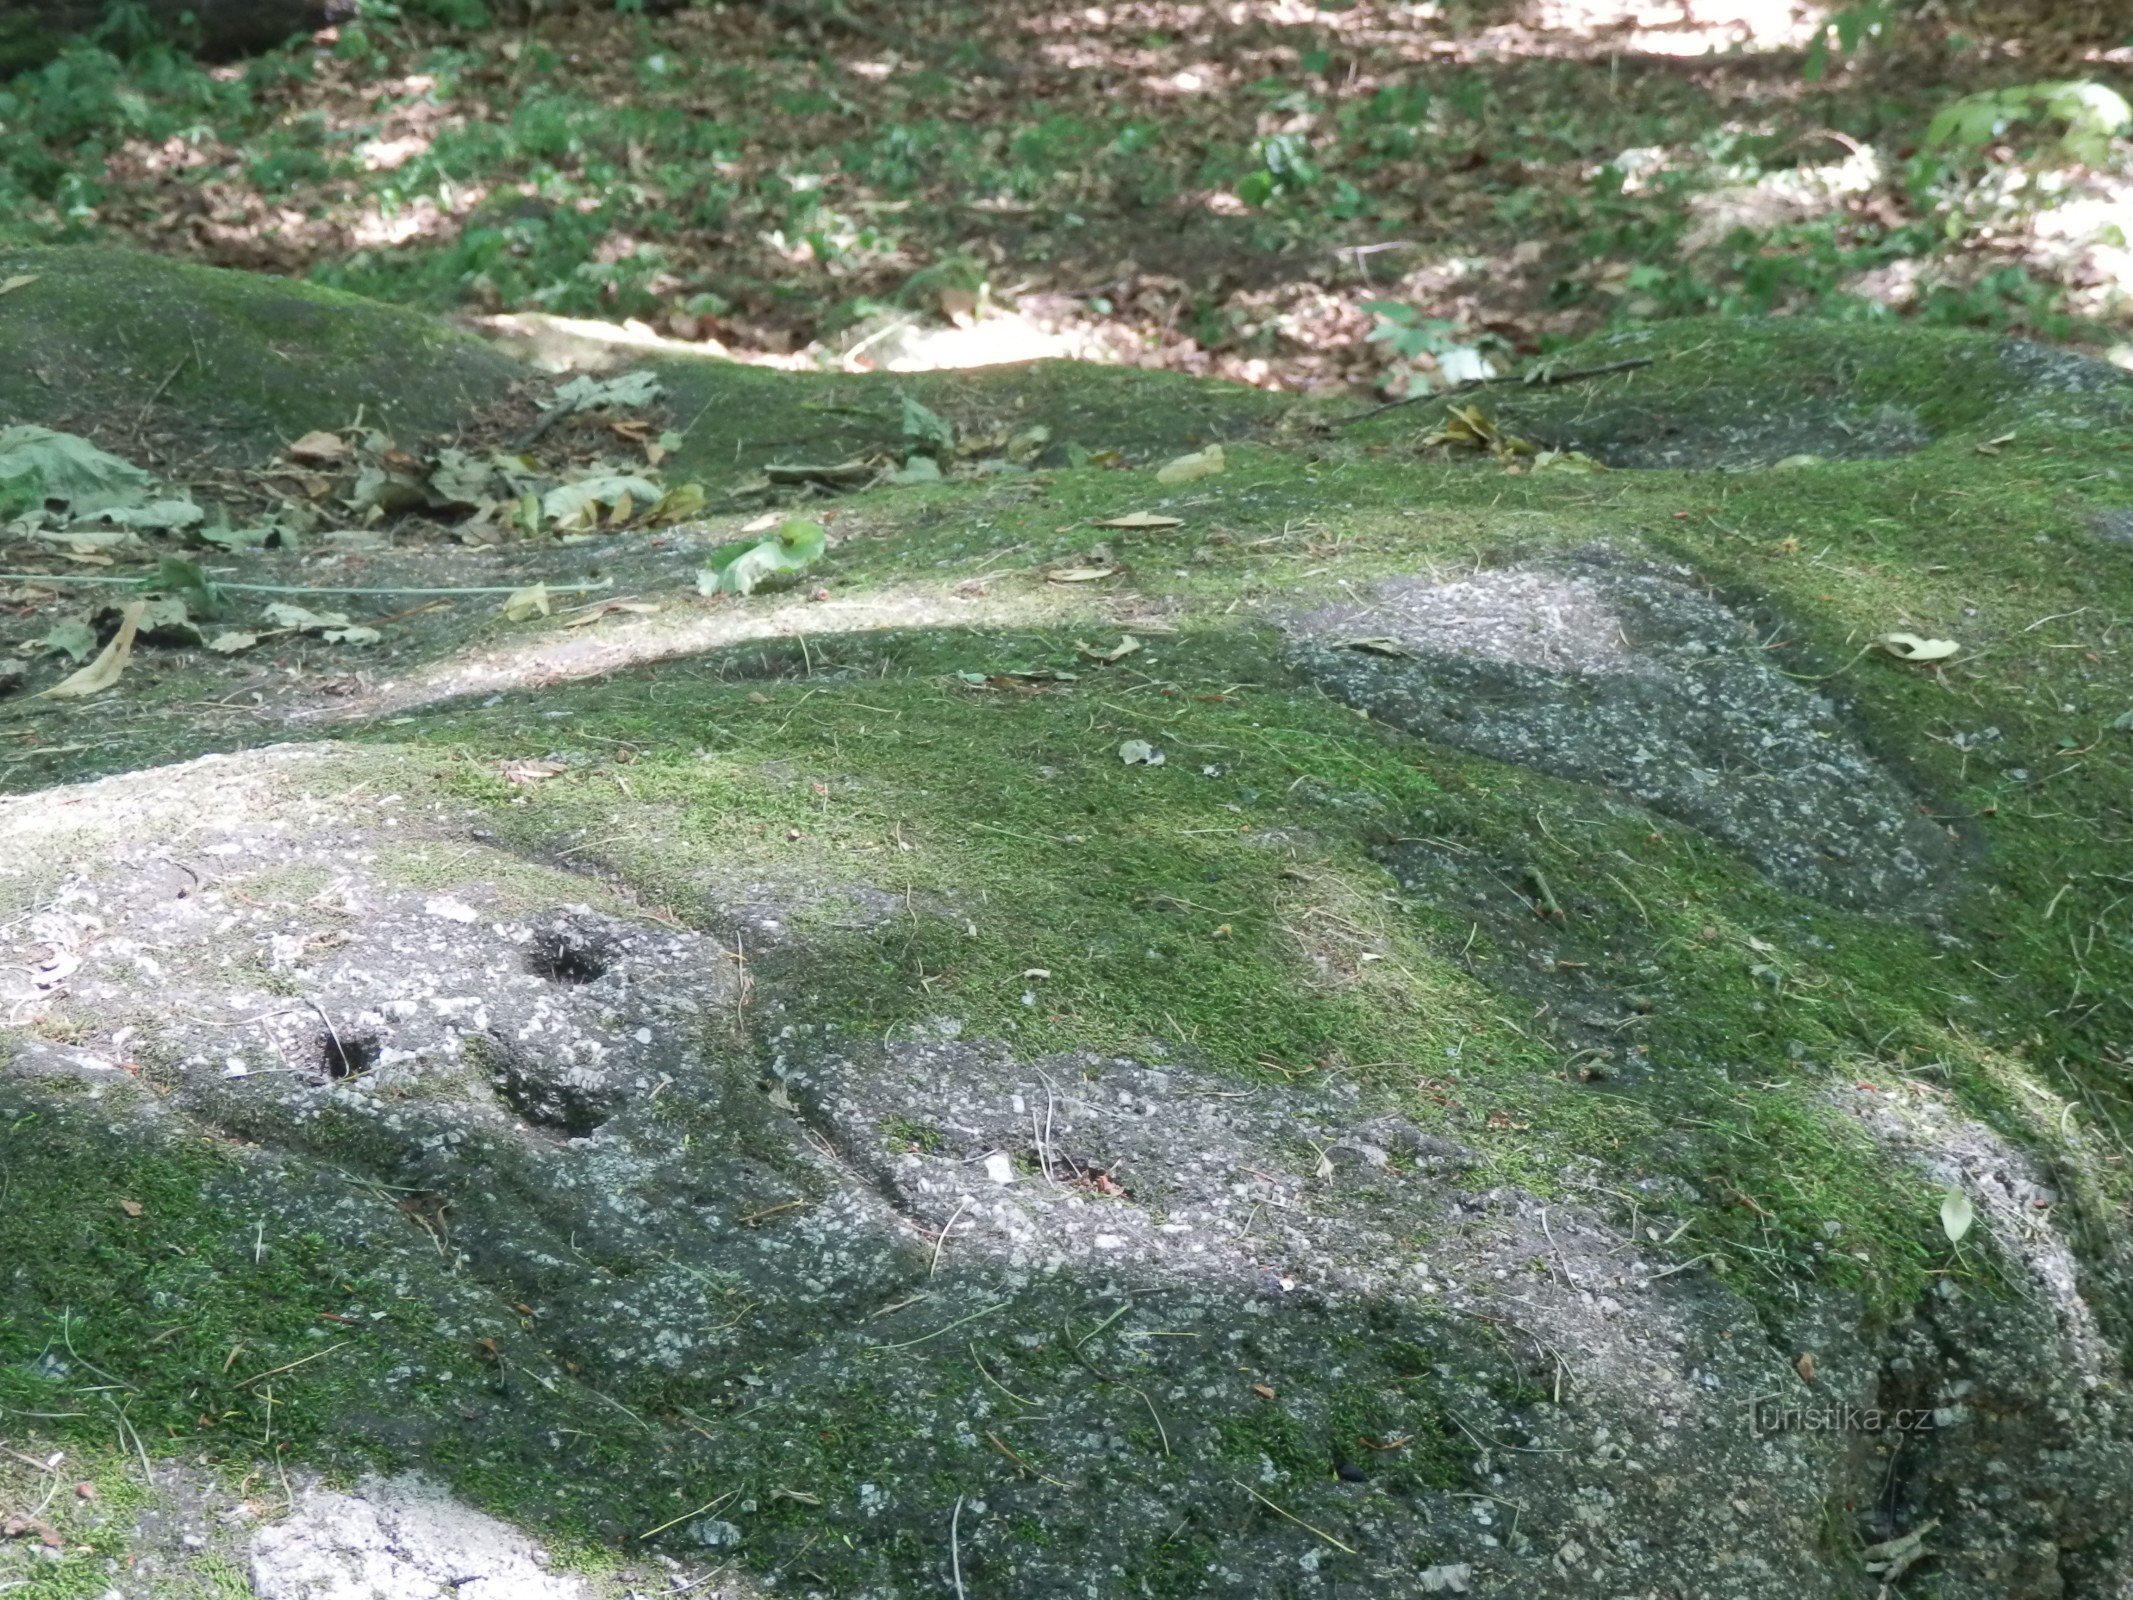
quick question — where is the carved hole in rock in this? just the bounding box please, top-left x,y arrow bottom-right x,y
1036,1149 -> 1130,1199
526,927 -> 610,985
480,1036 -> 612,1138
319,1029 -> 380,1081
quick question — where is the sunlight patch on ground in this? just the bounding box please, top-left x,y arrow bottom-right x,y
2030,179 -> 2133,318
474,310 -> 736,373
476,305 -> 1084,376
1680,144 -> 1883,256
1526,0 -> 1817,55
318,583 -> 1095,723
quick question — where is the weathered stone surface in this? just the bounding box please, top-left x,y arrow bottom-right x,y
4,743 -> 2127,1598
251,1473 -> 588,1600
1,301 -> 2130,1600
1284,547 -> 1958,911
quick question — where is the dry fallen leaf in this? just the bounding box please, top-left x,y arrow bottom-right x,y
1335,636 -> 1414,658
207,631 -> 262,654
501,584 -> 552,622
1047,565 -> 1120,583
1155,443 -> 1226,485
1091,511 -> 1184,529
562,599 -> 662,628
1794,1352 -> 1816,1384
1877,632 -> 1960,663
502,758 -> 568,785
34,601 -> 143,699
1250,1383 -> 1276,1400
1075,635 -> 1142,664
287,429 -> 352,466
0,274 -> 39,297
1426,404 -> 1533,459
117,1198 -> 143,1218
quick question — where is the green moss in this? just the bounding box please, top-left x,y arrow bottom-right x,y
0,246 -> 521,458
881,1113 -> 947,1153
651,349 -> 1289,491
2,312 -> 2128,1588
0,1091 -> 420,1464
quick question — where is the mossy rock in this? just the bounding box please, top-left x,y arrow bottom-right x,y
645,345 -> 1292,489
2,308 -> 2131,1599
1343,316 -> 2133,468
0,245 -> 523,459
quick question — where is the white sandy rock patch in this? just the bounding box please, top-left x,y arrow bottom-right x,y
251,1475 -> 586,1600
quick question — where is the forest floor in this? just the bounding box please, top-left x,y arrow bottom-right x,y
2,0 -> 2131,397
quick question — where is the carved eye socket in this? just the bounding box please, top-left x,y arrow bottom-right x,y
526,928 -> 609,985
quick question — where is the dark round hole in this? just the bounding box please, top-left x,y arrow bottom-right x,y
321,1029 -> 380,1081
526,928 -> 609,985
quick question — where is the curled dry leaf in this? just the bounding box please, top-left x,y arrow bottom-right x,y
1075,635 -> 1142,664
33,600 -> 143,699
1878,632 -> 1960,663
563,599 -> 662,629
259,603 -> 381,645
1155,443 -> 1226,485
501,584 -> 552,622
1118,739 -> 1164,766
1425,404 -> 1533,459
1335,636 -> 1414,658
502,758 -> 568,785
1090,511 -> 1182,530
287,430 -> 352,466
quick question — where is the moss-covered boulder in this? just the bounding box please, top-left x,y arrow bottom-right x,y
2,308 -> 2131,1600
0,246 -> 524,459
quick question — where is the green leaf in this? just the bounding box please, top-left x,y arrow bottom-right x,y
146,555 -> 225,620
548,371 -> 664,415
700,518 -> 827,596
38,617 -> 97,663
1940,1188 -> 1974,1245
0,426 -> 158,516
542,473 -> 662,530
900,394 -> 956,456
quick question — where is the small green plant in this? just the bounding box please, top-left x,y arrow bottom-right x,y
1907,80 -> 2131,244
1364,303 -> 1504,383
1236,131 -> 1317,207
1803,2 -> 1892,82
881,1115 -> 945,1153
1919,80 -> 2132,176
698,518 -> 826,597
0,469 -> 41,521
